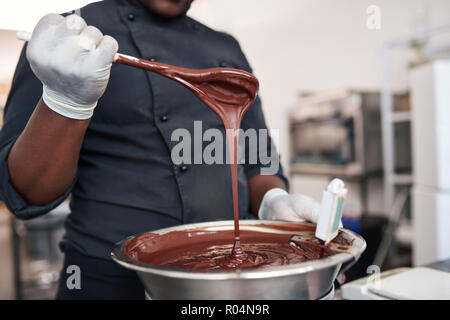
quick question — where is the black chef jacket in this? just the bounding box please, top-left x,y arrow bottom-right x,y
0,0 -> 287,260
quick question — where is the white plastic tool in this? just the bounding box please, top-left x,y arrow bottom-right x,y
315,178 -> 347,243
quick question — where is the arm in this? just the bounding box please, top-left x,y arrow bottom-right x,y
8,99 -> 89,205
247,174 -> 286,216
4,13 -> 117,206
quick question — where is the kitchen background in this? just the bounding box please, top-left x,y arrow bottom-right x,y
1,0 -> 450,299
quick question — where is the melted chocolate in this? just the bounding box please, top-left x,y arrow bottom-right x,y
124,224 -> 353,271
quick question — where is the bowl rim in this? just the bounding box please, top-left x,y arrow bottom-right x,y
111,220 -> 366,280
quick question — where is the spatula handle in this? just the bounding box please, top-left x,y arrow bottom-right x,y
16,31 -> 32,42
16,31 -> 159,72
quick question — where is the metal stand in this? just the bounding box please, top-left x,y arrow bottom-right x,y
10,204 -> 69,300
11,218 -> 23,300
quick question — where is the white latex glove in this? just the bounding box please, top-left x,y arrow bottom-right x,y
26,14 -> 118,119
258,188 -> 343,227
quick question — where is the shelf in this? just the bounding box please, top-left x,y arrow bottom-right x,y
391,174 -> 413,185
290,163 -> 364,179
396,221 -> 413,245
390,111 -> 411,123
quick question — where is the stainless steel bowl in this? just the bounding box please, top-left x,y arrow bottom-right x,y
111,220 -> 366,300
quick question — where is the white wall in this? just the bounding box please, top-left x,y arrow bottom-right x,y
0,31 -> 23,80
189,0 -> 450,174
0,0 -> 100,32
190,0 -> 450,212
0,31 -> 24,112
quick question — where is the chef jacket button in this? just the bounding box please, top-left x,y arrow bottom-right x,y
219,61 -> 230,68
160,115 -> 168,122
127,13 -> 135,21
180,164 -> 188,172
188,21 -> 199,30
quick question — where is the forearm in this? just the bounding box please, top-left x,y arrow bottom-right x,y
247,174 -> 287,216
8,99 -> 90,205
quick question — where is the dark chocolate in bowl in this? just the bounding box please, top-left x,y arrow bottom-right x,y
111,220 -> 366,299
123,222 -> 354,272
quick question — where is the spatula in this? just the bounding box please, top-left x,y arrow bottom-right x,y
16,31 -> 259,119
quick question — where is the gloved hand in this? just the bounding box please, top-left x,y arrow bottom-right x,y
258,188 -> 320,223
258,188 -> 343,227
26,14 -> 118,119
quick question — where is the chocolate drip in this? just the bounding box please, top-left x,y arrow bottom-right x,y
115,55 -> 259,257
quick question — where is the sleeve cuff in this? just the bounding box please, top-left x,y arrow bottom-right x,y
0,139 -> 74,220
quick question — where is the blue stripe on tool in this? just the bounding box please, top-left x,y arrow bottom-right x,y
332,198 -> 343,233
